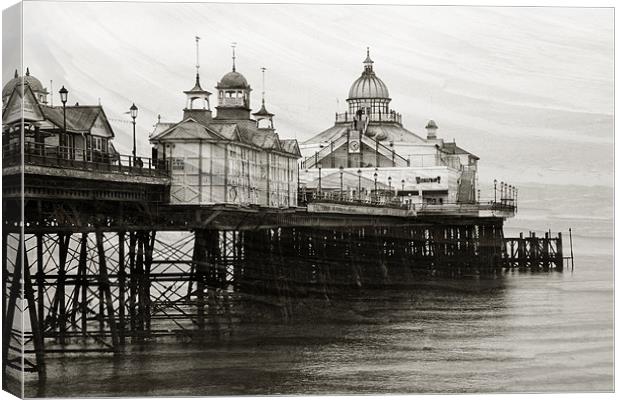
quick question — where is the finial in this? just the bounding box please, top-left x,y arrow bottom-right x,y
261,67 -> 266,105
363,47 -> 373,72
98,97 -> 101,106
26,67 -> 30,76
231,42 -> 237,72
14,69 -> 18,78
157,114 -> 161,123
195,36 -> 201,81
195,36 -> 200,72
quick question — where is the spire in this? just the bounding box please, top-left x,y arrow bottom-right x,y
26,67 -> 30,76
363,47 -> 374,73
253,66 -> 274,127
231,42 -> 237,72
195,36 -> 201,86
261,66 -> 266,106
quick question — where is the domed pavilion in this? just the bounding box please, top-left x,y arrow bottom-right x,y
298,48 -> 480,206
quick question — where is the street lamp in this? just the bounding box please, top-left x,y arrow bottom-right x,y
373,172 -> 378,200
388,176 -> 392,197
339,166 -> 344,201
59,86 -> 68,157
357,169 -> 362,200
130,103 -> 138,162
401,179 -> 405,194
317,162 -> 322,198
494,179 -> 497,203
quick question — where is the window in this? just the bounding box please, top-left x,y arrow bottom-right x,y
93,137 -> 103,151
172,157 -> 185,170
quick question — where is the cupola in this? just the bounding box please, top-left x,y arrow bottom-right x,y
425,120 -> 438,140
346,48 -> 392,121
252,67 -> 275,131
215,43 -> 252,120
183,37 -> 212,124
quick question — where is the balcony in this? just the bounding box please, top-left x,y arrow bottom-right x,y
3,143 -> 170,179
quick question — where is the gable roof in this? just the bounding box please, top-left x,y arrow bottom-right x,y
151,116 -> 300,158
2,83 -> 46,124
150,117 -> 233,142
279,139 -> 301,157
441,142 -> 479,160
38,105 -> 115,136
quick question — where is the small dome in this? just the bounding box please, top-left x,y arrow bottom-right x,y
217,71 -> 249,89
348,74 -> 390,100
425,120 -> 438,129
2,68 -> 45,99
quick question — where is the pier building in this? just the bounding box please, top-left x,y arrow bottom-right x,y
2,68 -> 118,164
150,53 -> 301,207
299,49 -> 478,207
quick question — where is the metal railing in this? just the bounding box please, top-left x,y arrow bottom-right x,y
300,191 -> 412,210
3,142 -> 170,178
335,112 -> 402,125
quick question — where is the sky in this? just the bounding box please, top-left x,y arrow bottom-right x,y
5,2 -> 614,188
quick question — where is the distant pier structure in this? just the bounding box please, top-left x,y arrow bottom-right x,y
2,53 -> 563,384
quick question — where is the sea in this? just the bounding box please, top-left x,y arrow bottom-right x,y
19,182 -> 613,396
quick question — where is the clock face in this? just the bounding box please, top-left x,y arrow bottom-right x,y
349,139 -> 360,153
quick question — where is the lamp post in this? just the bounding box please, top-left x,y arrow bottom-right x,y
339,166 -> 344,201
494,179 -> 497,203
317,162 -> 322,198
130,103 -> 138,163
401,179 -> 405,195
501,181 -> 505,205
388,176 -> 392,198
59,86 -> 68,158
357,169 -> 362,200
373,172 -> 378,201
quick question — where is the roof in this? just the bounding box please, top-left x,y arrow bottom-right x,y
348,73 -> 389,100
2,68 -> 46,99
279,139 -> 301,157
252,102 -> 274,117
184,74 -> 211,95
216,71 -> 249,89
301,122 -> 427,145
151,117 -> 300,158
40,105 -> 113,135
441,142 -> 479,160
425,120 -> 438,129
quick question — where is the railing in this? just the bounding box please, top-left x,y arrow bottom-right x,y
418,201 -> 516,214
335,112 -> 402,125
3,143 -> 170,178
300,191 -> 412,210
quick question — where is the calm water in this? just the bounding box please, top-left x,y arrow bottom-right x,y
18,183 -> 614,396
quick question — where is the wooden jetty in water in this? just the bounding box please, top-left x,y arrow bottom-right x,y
2,144 -> 566,384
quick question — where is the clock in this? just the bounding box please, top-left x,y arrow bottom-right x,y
348,139 -> 360,154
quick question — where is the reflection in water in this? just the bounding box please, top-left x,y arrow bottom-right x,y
21,256 -> 612,396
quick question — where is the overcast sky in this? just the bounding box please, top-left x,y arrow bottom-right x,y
6,2 -> 614,187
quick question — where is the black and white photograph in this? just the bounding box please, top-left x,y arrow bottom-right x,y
1,0 -> 614,397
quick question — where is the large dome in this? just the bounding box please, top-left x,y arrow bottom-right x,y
217,71 -> 249,89
348,73 -> 390,100
2,68 -> 45,99
347,49 -> 390,100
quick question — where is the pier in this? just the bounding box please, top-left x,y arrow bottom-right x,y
2,144 -> 565,383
